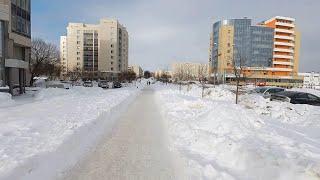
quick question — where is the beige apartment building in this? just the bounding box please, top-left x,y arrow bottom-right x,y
61,18 -> 128,80
128,65 -> 143,78
172,62 -> 209,81
0,0 -> 31,94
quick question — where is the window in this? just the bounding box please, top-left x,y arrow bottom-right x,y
111,50 -> 113,54
111,62 -> 113,65
77,57 -> 80,60
111,56 -> 114,59
111,67 -> 114,71
77,52 -> 80,55
308,94 -> 319,101
111,44 -> 114,48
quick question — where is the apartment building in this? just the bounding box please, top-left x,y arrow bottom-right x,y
61,18 -> 129,80
172,62 -> 209,81
299,72 -> 320,89
0,0 -> 31,94
128,65 -> 143,78
210,16 -> 302,87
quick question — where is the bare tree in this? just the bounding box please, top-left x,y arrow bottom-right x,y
30,38 -> 59,86
174,65 -> 185,91
119,70 -> 136,83
198,65 -> 208,98
67,67 -> 82,81
232,55 -> 246,104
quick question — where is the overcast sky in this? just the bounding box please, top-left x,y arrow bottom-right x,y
32,0 -> 319,72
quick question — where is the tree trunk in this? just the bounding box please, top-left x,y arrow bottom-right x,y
29,73 -> 35,87
236,78 -> 239,104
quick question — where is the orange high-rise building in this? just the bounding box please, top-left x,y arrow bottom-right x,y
209,16 -> 302,87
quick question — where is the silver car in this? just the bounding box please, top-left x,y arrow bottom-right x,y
250,87 -> 285,98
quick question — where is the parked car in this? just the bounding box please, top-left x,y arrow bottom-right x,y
250,87 -> 285,98
113,82 -> 122,88
270,91 -> 320,106
83,81 -> 93,87
46,81 -> 71,89
72,80 -> 83,86
98,80 -> 109,88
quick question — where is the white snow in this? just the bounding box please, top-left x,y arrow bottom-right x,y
0,85 -> 142,180
0,93 -> 14,108
156,84 -> 320,180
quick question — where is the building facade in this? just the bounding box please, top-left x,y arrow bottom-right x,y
128,65 -> 143,78
61,18 -> 129,80
0,0 -> 31,94
210,16 -> 301,87
299,72 -> 320,89
172,62 -> 209,81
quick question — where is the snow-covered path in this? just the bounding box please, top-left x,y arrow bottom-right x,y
62,87 -> 185,180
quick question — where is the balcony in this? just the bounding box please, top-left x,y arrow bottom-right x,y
275,28 -> 294,34
274,41 -> 295,47
273,61 -> 294,66
270,67 -> 293,72
274,35 -> 294,41
275,22 -> 295,28
5,59 -> 29,69
274,48 -> 294,53
273,54 -> 294,59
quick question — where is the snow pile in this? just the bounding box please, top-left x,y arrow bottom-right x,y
0,86 -> 141,180
0,93 -> 14,107
156,84 -> 320,180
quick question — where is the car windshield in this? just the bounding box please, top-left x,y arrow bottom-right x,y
253,87 -> 268,93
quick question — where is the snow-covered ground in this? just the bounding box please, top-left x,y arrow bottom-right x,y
0,84 -> 143,180
155,83 -> 320,180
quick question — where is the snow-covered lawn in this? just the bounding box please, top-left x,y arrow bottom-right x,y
156,84 -> 320,180
0,85 -> 142,180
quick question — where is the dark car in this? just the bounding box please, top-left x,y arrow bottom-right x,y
270,91 -> 320,106
113,82 -> 122,88
83,81 -> 93,87
98,80 -> 108,88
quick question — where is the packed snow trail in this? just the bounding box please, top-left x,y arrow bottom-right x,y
62,87 -> 186,180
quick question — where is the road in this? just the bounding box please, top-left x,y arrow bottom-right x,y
62,87 -> 187,180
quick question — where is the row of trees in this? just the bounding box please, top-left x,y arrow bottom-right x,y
30,38 -> 61,86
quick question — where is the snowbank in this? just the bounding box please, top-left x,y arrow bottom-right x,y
0,93 -> 14,108
156,84 -> 320,180
0,85 -> 142,180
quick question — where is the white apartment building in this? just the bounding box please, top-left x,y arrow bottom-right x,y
128,65 -> 143,78
299,72 -> 320,89
172,62 -> 209,81
61,18 -> 129,80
